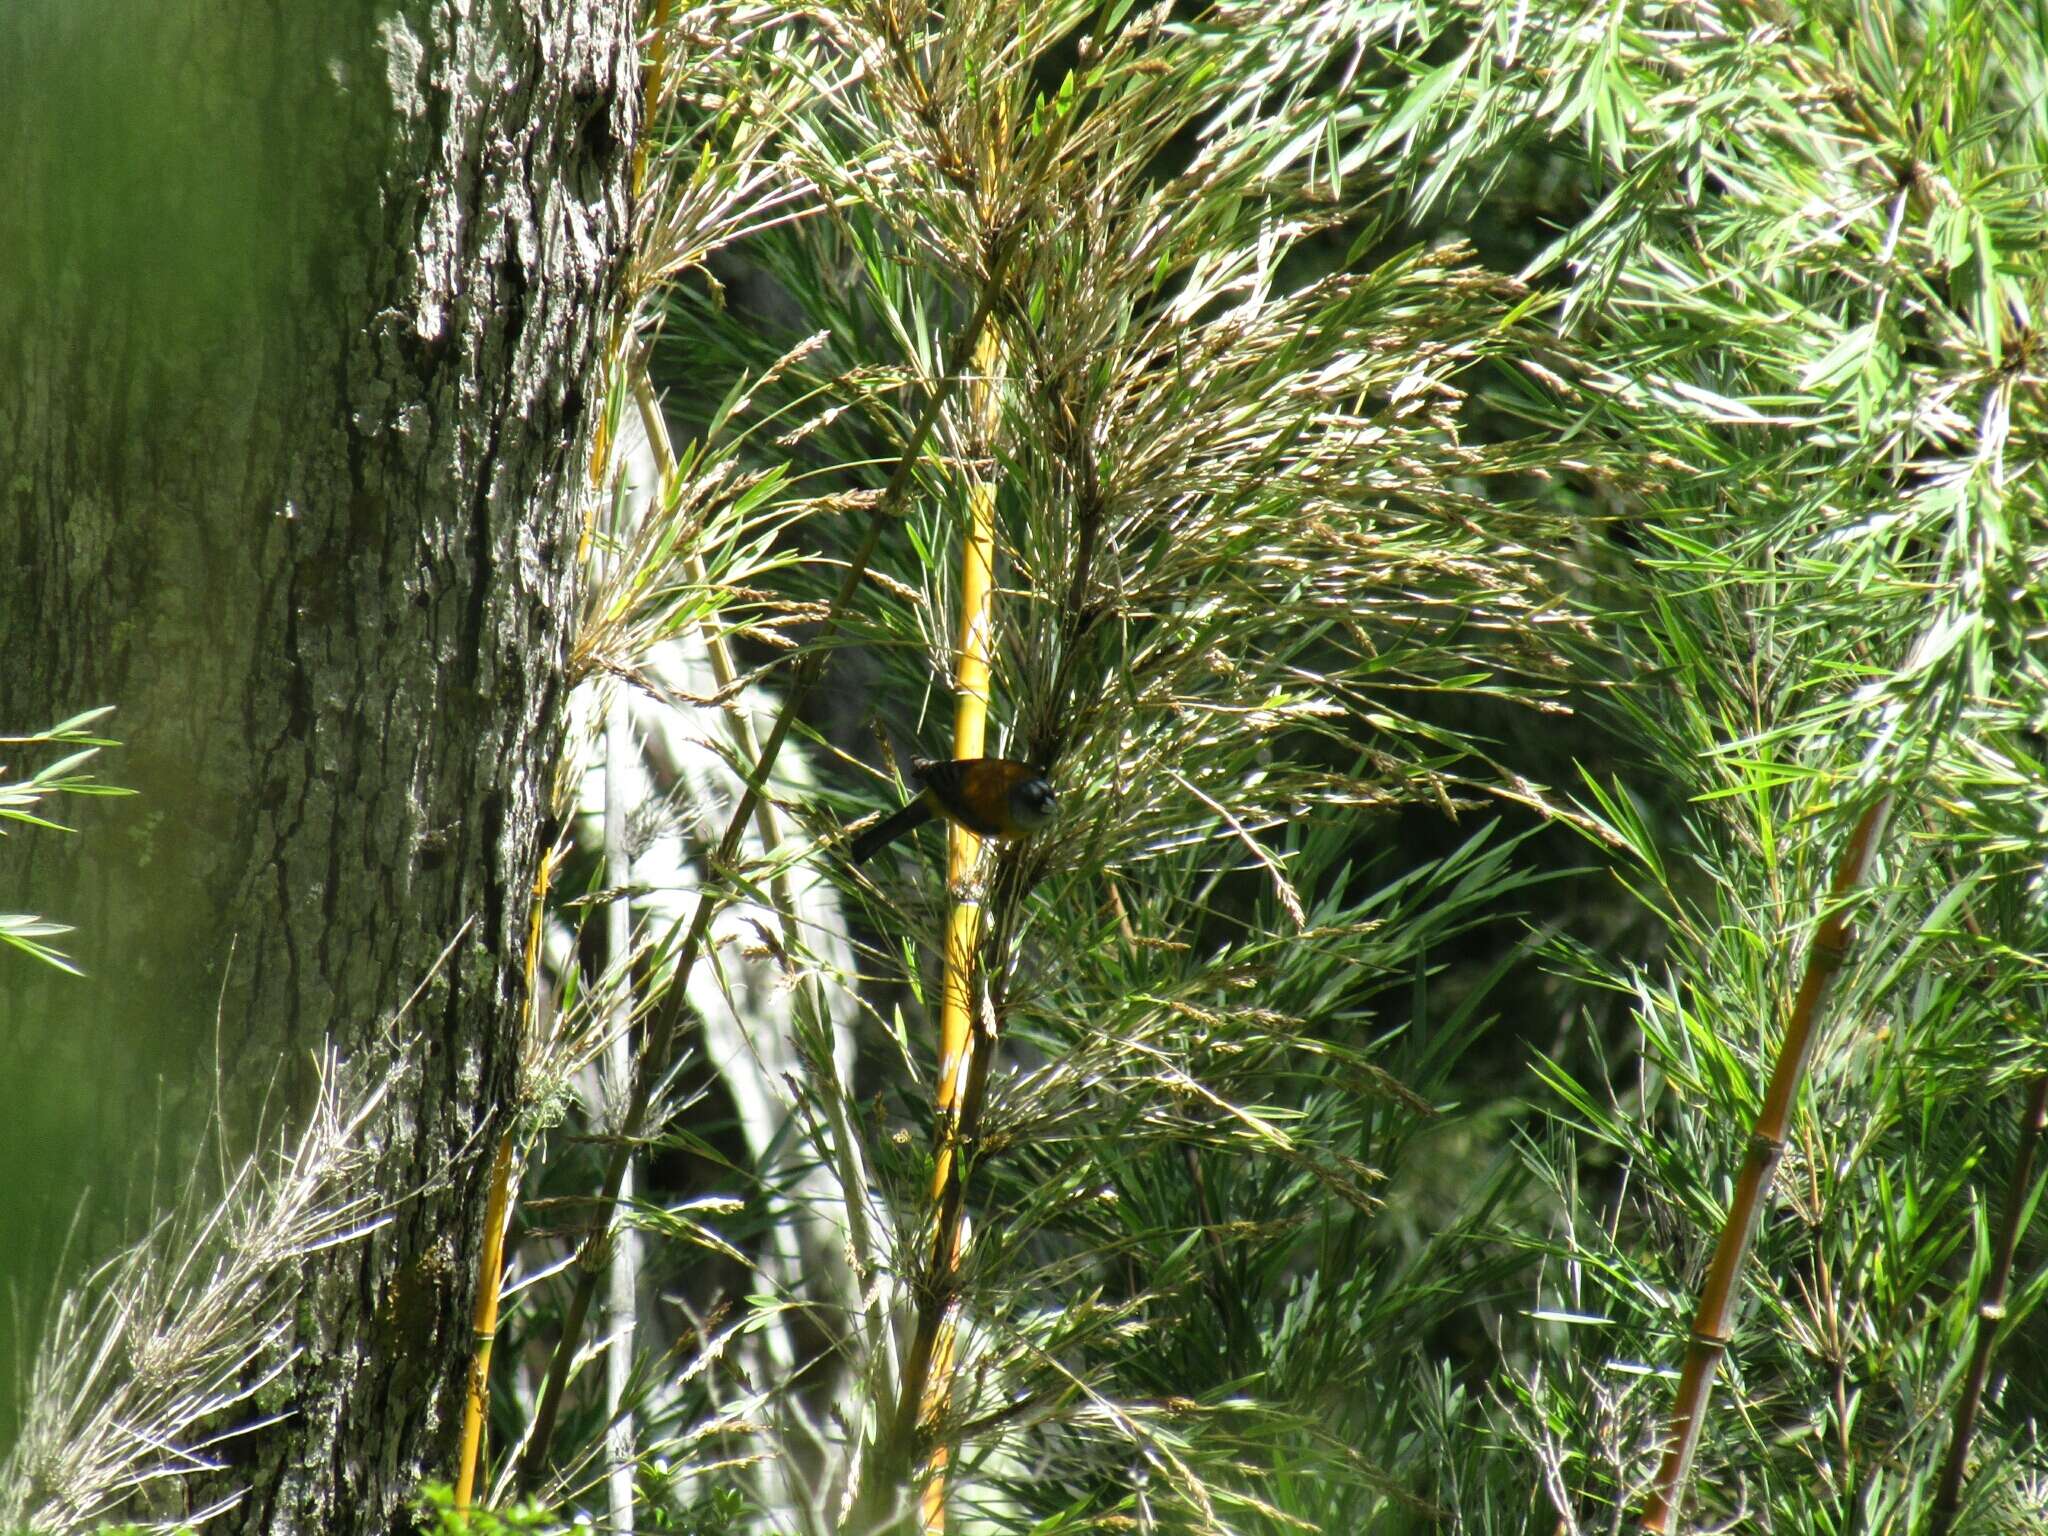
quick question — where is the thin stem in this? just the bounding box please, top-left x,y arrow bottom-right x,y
1930,1061 -> 2048,1536
1641,793 -> 1895,1532
634,355 -> 894,1490
855,1010 -> 1003,1536
631,360 -> 885,1326
453,1133 -> 517,1511
602,691 -> 639,1536
519,233 -> 1018,1491
454,839 -> 559,1509
630,0 -> 676,206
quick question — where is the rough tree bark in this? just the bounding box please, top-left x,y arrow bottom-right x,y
0,1 -> 634,1528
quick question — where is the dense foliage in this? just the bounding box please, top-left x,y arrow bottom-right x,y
7,2 -> 2048,1534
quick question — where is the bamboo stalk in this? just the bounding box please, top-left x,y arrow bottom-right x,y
846,321 -> 1005,1536
454,839 -> 559,1509
454,1133 -> 518,1510
520,239 -> 1017,1489
920,328 -> 1003,1532
602,691 -> 640,1535
523,0 -> 670,1449
1640,794 -> 1895,1532
1929,1062 -> 2048,1536
632,351 -> 894,1421
858,309 -> 1109,1531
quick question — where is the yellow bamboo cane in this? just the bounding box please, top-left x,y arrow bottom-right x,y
454,839 -> 558,1509
457,0 -> 675,1489
454,1133 -> 517,1510
914,327 -> 1002,1532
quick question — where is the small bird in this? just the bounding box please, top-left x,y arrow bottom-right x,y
850,757 -> 1058,864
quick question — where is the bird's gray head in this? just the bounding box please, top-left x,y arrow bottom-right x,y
1008,775 -> 1058,831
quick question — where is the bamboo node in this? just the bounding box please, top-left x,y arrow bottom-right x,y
580,1221 -> 619,1270
1811,924 -> 1856,964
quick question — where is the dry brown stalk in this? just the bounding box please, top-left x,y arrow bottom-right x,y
1641,793 -> 1895,1531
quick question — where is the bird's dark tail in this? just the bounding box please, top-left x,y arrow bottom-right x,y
850,795 -> 934,863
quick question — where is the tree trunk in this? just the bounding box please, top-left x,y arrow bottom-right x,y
0,1 -> 634,1528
